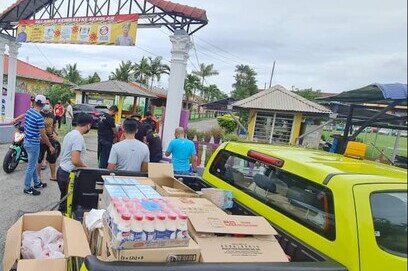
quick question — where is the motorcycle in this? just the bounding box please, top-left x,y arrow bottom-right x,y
2,122 -> 61,173
3,122 -> 27,173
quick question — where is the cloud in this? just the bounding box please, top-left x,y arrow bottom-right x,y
0,0 -> 406,94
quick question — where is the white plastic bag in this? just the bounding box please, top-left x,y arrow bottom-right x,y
21,226 -> 65,259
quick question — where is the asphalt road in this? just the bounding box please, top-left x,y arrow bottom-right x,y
0,130 -> 98,268
188,119 -> 218,132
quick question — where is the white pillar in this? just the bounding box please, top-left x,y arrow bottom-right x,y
0,39 -> 6,121
391,130 -> 401,163
5,42 -> 20,120
162,30 -> 192,149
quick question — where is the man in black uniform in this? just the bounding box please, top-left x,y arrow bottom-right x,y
145,128 -> 163,162
97,105 -> 118,168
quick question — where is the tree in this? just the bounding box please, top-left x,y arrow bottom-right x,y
202,84 -> 225,102
184,74 -> 201,109
193,63 -> 219,88
294,88 -> 322,101
44,85 -> 75,105
109,60 -> 133,82
147,56 -> 170,89
231,64 -> 258,100
46,66 -> 63,77
62,63 -> 82,85
133,57 -> 151,85
83,72 -> 101,84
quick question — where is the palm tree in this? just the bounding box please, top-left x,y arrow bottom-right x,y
184,74 -> 201,109
192,63 -> 219,87
46,66 -> 63,77
133,57 -> 151,85
147,56 -> 170,89
109,61 -> 133,82
61,63 -> 82,85
84,72 -> 101,84
202,84 -> 222,102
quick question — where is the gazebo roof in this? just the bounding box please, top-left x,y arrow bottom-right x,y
233,85 -> 332,114
73,80 -> 156,98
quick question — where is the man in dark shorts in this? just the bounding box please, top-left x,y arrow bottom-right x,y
37,104 -> 58,181
97,105 -> 118,168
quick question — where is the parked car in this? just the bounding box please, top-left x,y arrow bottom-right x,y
72,104 -> 108,128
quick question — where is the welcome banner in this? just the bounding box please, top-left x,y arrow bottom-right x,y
17,14 -> 138,46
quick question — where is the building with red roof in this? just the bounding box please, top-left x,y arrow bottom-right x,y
3,54 -> 66,95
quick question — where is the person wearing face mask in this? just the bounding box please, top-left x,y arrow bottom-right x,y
57,112 -> 93,212
37,104 -> 58,181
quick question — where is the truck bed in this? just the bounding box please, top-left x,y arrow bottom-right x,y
70,168 -> 346,271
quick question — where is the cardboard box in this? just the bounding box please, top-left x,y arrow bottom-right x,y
102,176 -> 155,188
187,213 -> 288,263
148,163 -> 198,197
3,211 -> 91,271
83,213 -> 104,257
166,197 -> 226,216
100,228 -> 200,263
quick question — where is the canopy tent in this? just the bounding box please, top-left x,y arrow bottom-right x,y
317,83 -> 407,160
201,97 -> 236,112
319,83 -> 407,104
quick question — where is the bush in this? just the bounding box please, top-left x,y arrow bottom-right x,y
44,85 -> 75,105
222,133 -> 240,142
186,128 -> 197,140
203,130 -> 212,142
217,114 -> 238,133
196,131 -> 204,142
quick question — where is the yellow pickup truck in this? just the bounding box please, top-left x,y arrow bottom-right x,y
203,142 -> 407,271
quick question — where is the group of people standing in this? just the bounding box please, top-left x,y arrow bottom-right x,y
18,95 -> 198,212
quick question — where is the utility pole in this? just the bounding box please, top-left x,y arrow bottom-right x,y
268,61 -> 276,88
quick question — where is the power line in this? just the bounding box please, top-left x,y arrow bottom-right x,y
34,44 -> 53,67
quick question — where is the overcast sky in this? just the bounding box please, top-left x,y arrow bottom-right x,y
0,0 -> 407,94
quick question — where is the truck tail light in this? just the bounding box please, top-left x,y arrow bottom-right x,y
247,150 -> 284,167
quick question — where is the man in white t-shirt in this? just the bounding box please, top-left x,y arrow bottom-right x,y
65,100 -> 74,131
57,113 -> 93,212
108,118 -> 149,172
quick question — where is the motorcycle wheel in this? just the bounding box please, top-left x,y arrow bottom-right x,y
3,149 -> 20,173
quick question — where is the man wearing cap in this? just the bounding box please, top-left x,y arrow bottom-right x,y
115,22 -> 134,46
23,95 -> 55,196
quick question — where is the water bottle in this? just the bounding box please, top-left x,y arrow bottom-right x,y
155,213 -> 167,240
143,214 -> 155,241
166,213 -> 178,239
116,213 -> 132,244
131,213 -> 144,241
176,213 -> 188,239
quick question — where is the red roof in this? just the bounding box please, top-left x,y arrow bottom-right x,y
147,0 -> 207,21
3,54 -> 65,84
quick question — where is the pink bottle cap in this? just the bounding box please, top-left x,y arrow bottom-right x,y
121,213 -> 131,220
122,197 -> 130,202
178,213 -> 188,220
168,213 -> 177,220
145,214 -> 155,221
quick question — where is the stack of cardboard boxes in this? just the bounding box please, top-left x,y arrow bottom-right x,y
93,163 -> 288,264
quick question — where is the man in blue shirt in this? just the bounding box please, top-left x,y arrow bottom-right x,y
23,95 -> 55,195
165,127 -> 197,175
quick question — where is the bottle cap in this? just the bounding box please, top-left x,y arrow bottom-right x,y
178,213 -> 188,220
168,213 -> 177,220
121,213 -> 131,220
145,214 -> 155,221
157,213 -> 166,220
122,197 -> 130,202
134,214 -> 143,221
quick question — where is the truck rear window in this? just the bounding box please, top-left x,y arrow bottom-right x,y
370,192 -> 407,257
210,150 -> 336,240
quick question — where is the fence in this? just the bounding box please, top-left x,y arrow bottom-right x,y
189,111 -> 216,121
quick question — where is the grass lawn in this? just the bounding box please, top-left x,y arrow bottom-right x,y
323,131 -> 407,160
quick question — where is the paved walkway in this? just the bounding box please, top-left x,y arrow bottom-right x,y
188,118 -> 218,132
0,130 -> 98,267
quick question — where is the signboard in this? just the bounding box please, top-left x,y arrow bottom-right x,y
17,14 -> 138,46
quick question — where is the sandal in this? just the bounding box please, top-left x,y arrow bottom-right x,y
50,178 -> 57,182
